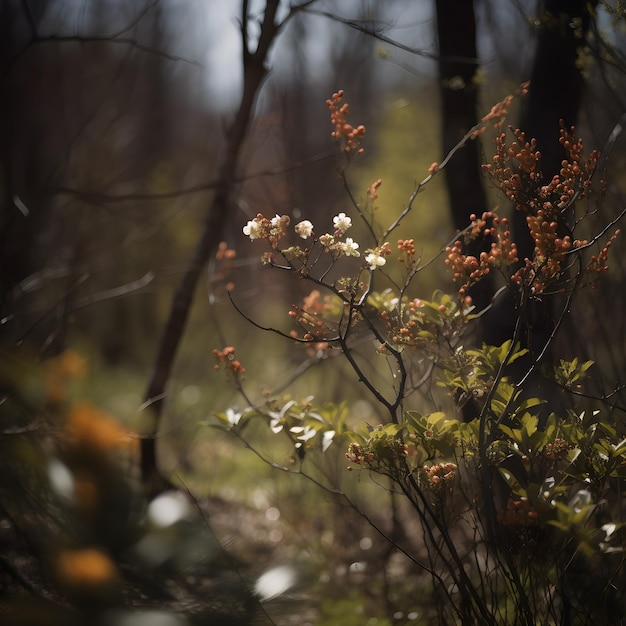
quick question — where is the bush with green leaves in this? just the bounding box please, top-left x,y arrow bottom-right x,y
213,88 -> 626,625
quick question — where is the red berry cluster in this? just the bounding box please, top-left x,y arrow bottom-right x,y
497,498 -> 542,528
543,438 -> 570,463
212,346 -> 245,374
326,90 -> 366,154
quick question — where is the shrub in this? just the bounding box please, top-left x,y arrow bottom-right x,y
213,88 -> 626,624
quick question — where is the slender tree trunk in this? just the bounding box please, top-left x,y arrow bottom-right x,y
514,0 -> 598,263
435,0 -> 492,313
140,0 -> 282,494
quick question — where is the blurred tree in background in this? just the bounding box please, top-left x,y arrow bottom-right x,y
1,1 -> 626,624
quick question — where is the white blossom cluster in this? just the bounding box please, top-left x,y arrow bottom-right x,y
243,212 -> 387,270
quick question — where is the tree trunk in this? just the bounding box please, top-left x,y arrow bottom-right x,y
435,0 -> 492,313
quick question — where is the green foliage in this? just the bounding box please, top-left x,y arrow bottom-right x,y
317,590 -> 392,626
224,89 -> 626,624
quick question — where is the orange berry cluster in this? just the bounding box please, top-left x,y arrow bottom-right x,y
288,289 -> 338,341
471,81 -> 529,138
511,210 -> 573,292
216,241 -> 236,262
419,463 -> 457,497
214,241 -> 237,292
422,462 -> 457,484
326,90 -> 366,154
483,129 -> 542,210
445,212 -> 518,298
368,178 -> 382,202
482,124 -> 615,293
379,298 -> 428,349
497,498 -> 543,528
397,238 -> 417,264
212,346 -> 245,374
585,228 -> 620,281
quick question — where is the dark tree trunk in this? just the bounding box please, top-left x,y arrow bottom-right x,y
514,0 -> 598,263
435,0 -> 492,313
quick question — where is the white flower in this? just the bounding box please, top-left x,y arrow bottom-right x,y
294,220 -> 314,239
339,237 -> 360,257
291,425 -> 317,443
270,214 -> 282,227
322,430 -> 335,452
243,219 -> 263,240
333,212 -> 352,232
365,251 -> 387,270
225,407 -> 242,426
319,233 -> 335,248
269,400 -> 296,434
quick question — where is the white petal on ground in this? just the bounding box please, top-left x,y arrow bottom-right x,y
254,565 -> 297,601
148,491 -> 192,527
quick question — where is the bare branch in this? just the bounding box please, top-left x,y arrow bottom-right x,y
50,150 -> 336,204
28,34 -> 200,67
304,7 -> 485,64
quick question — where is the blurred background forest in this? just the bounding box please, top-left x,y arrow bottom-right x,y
2,1 -> 626,624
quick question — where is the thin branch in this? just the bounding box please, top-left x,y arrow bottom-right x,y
6,1 -> 198,77
28,34 -> 200,66
50,150 -> 336,204
68,271 -> 154,310
304,8 -> 474,63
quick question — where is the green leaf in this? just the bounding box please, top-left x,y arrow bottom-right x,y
498,467 -> 526,496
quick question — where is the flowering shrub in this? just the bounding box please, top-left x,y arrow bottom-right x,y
213,89 -> 626,624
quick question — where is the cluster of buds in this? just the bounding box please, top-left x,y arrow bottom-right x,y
380,297 -> 425,349
480,123 -> 619,293
367,178 -> 382,202
326,90 -> 366,154
470,81 -> 529,139
445,212 -> 518,300
510,210 -> 572,292
543,438 -> 571,463
419,462 -> 458,497
288,289 -> 339,342
585,228 -> 620,281
345,437 -> 408,472
345,442 -> 376,469
397,238 -> 417,267
497,497 -> 544,528
212,346 -> 245,374
214,241 -> 237,292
